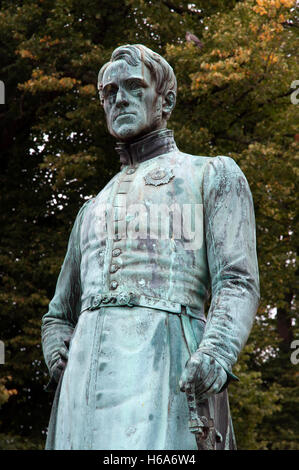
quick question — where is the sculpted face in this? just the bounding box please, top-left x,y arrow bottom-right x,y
101,59 -> 164,142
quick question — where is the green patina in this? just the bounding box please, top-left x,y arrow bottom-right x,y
42,44 -> 259,450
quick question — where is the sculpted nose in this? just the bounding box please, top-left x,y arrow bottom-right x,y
115,88 -> 129,107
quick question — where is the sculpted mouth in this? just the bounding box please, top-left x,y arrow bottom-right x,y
115,112 -> 135,119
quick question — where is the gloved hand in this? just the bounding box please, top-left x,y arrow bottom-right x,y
51,338 -> 70,384
179,351 -> 227,399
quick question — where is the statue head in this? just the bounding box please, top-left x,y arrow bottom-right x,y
97,44 -> 177,142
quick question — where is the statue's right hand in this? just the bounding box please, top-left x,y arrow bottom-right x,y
51,340 -> 70,383
52,357 -> 66,383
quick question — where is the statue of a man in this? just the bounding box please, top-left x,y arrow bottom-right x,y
42,44 -> 260,450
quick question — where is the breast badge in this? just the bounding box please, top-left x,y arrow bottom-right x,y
144,167 -> 174,186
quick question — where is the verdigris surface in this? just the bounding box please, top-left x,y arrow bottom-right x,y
42,44 -> 260,450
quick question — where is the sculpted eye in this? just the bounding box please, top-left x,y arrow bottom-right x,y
127,79 -> 144,90
104,84 -> 117,99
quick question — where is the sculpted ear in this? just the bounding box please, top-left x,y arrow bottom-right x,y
162,90 -> 176,119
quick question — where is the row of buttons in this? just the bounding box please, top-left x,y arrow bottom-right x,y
109,166 -> 137,291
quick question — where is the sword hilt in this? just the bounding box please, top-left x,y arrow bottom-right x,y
185,387 -> 222,450
188,415 -> 213,440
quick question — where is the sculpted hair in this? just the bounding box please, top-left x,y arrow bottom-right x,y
97,44 -> 177,113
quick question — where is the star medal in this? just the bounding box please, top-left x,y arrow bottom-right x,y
144,167 -> 174,186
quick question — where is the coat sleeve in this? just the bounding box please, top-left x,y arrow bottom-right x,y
41,200 -> 92,385
198,156 -> 260,383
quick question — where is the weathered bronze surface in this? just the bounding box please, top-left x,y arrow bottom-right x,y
42,44 -> 260,450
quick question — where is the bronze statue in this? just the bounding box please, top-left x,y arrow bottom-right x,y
42,44 -> 260,450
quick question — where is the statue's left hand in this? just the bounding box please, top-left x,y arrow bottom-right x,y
179,352 -> 227,399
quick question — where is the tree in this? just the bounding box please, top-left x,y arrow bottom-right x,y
0,0 -> 298,449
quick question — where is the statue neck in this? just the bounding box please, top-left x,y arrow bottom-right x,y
115,128 -> 177,167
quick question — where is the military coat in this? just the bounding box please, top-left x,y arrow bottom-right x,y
42,129 -> 260,450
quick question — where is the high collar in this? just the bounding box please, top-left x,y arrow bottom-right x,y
115,128 -> 177,167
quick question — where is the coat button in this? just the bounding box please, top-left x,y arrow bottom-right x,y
110,264 -> 120,273
112,248 -> 122,257
92,294 -> 102,308
110,281 -> 118,290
